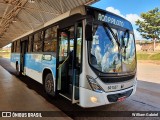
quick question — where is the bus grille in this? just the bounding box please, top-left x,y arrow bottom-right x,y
107,89 -> 133,102
99,75 -> 135,83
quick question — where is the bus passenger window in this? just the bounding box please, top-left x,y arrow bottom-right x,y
44,26 -> 57,52
33,31 -> 43,52
11,42 -> 14,53
28,35 -> 33,52
14,41 -> 17,52
59,31 -> 69,57
16,40 -> 20,53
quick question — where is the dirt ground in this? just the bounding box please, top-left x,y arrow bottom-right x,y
137,60 -> 160,84
138,60 -> 160,65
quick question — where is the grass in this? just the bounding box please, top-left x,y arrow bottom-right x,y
137,51 -> 160,60
151,53 -> 160,60
137,53 -> 150,60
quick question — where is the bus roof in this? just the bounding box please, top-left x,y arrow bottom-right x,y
12,5 -> 133,42
12,5 -> 88,42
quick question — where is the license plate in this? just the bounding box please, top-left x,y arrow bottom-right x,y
117,96 -> 126,102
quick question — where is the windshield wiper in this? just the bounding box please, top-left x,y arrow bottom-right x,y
103,22 -> 120,47
102,24 -> 114,43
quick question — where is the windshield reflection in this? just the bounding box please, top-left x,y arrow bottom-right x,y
89,24 -> 136,73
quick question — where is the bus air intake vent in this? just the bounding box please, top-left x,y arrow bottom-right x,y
99,75 -> 135,83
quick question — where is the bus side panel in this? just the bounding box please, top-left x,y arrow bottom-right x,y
10,53 -> 20,70
41,54 -> 57,92
41,55 -> 57,78
24,53 -> 56,84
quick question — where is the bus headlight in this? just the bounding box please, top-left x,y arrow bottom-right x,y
86,75 -> 104,93
90,96 -> 98,103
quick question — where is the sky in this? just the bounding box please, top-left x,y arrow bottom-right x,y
92,0 -> 160,40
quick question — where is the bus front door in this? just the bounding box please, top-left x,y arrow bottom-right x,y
57,26 -> 79,103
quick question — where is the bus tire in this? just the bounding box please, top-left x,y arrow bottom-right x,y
44,73 -> 55,97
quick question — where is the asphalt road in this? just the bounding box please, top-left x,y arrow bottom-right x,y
0,58 -> 160,120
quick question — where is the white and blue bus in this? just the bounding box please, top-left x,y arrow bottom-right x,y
10,6 -> 137,108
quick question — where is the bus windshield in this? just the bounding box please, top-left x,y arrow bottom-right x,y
88,23 -> 136,73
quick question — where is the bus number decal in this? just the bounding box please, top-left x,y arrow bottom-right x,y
108,85 -> 118,90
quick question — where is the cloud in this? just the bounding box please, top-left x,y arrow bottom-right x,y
106,7 -> 124,18
106,7 -> 142,24
125,14 -> 143,24
106,7 -> 144,40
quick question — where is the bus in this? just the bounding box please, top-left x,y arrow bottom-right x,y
10,5 -> 137,108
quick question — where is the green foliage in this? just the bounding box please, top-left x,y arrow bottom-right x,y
137,52 -> 160,60
151,53 -> 160,60
137,53 -> 150,60
136,8 -> 160,40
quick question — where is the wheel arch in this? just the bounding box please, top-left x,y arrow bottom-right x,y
42,68 -> 56,91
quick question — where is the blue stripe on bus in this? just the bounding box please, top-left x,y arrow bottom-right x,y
25,54 -> 57,78
10,53 -> 20,64
10,53 -> 57,78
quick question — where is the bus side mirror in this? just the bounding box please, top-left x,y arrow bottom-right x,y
85,24 -> 92,41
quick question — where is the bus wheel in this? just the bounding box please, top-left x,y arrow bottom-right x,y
44,73 -> 55,96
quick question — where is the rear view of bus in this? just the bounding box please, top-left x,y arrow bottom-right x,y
79,6 -> 137,107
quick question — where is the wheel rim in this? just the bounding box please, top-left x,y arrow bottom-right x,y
45,78 -> 53,93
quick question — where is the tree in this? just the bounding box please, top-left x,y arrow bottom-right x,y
136,8 -> 160,51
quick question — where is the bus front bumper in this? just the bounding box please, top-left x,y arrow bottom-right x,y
79,82 -> 137,108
